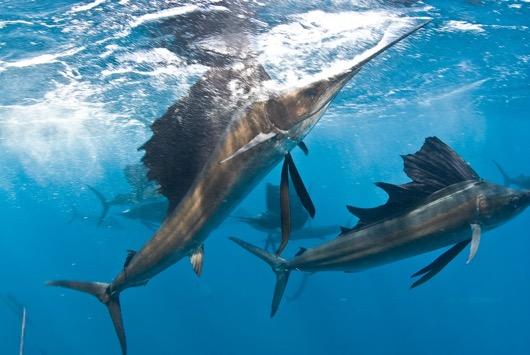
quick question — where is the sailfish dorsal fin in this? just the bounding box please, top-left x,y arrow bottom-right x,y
402,136 -> 480,194
347,182 -> 429,230
140,60 -> 270,213
347,137 -> 480,230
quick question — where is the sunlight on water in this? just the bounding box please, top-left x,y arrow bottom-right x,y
0,81 -> 147,188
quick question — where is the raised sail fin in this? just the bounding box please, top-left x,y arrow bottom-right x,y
141,61 -> 270,213
411,239 -> 470,288
402,137 -> 480,194
347,137 -> 480,230
347,182 -> 429,229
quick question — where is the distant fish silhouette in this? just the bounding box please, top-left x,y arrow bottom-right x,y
86,164 -> 161,225
493,161 -> 530,189
67,205 -> 122,229
119,200 -> 169,229
236,184 -> 337,251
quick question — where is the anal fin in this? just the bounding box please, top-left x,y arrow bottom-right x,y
411,239 -> 470,288
190,244 -> 205,277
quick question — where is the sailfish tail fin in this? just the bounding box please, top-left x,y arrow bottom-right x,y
229,237 -> 290,317
46,280 -> 127,355
86,185 -> 111,226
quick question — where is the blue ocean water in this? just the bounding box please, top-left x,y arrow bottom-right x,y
1,1 -> 529,354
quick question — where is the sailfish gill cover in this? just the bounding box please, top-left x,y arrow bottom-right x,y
1,1 -> 529,355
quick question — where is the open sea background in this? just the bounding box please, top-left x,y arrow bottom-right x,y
1,0 -> 529,354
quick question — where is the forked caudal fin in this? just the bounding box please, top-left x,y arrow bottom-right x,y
229,237 -> 290,317
46,280 -> 127,355
86,185 -> 111,226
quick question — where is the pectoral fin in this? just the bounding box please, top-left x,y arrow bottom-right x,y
220,132 -> 277,164
466,224 -> 481,264
190,244 -> 205,276
411,239 -> 470,288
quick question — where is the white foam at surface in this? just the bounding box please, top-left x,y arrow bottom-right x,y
440,20 -> 485,33
130,5 -> 200,28
0,47 -> 85,69
69,0 -> 106,13
257,10 -> 425,92
101,47 -> 207,78
117,47 -> 182,64
0,20 -> 33,29
0,82 -> 147,186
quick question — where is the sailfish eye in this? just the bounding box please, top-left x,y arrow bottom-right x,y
304,87 -> 318,99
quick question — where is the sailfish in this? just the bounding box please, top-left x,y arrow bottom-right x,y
231,137 -> 530,316
46,21 -> 429,354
